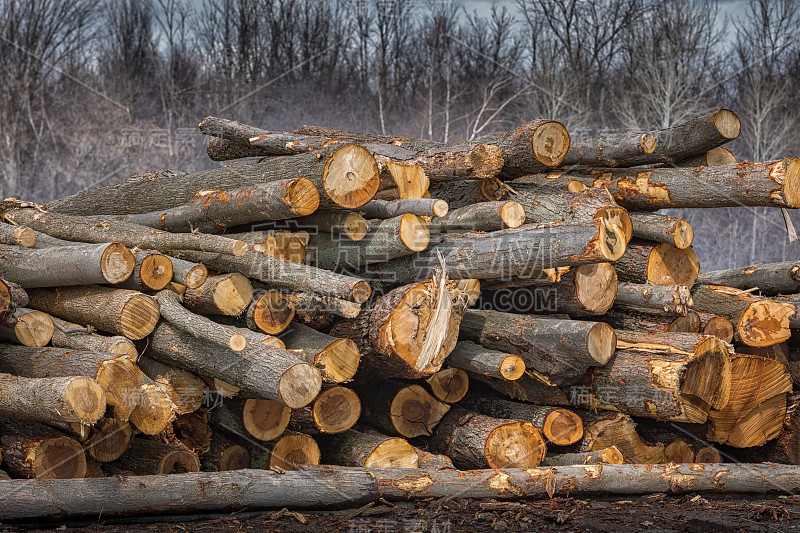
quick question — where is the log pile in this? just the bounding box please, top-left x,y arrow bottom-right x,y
0,108 -> 799,519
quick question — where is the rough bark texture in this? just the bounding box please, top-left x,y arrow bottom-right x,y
445,342 -> 526,382
281,322 -> 361,383
561,131 -> 656,167
542,447 -> 624,466
428,201 -> 526,233
318,429 -> 419,468
0,373 -> 106,425
696,261 -> 800,295
629,212 -> 694,249
50,317 -> 138,360
137,356 -> 206,415
113,438 -> 200,475
0,278 -> 28,327
356,198 -> 448,218
294,211 -> 369,240
0,223 -> 36,247
0,418 -> 87,479
168,257 -> 207,289
427,177 -> 509,209
355,382 -> 450,438
613,239 -> 699,286
613,282 -> 693,315
183,273 -> 253,316
601,308 -> 701,334
156,289 -> 247,351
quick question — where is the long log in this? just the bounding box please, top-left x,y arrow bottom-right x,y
317,428 -> 419,468
542,447 -> 624,466
459,394 -> 584,446
281,323 -> 360,383
613,239 -> 699,286
294,211 -> 369,241
430,405 -> 547,469
628,212 -> 693,249
636,109 -> 741,165
613,282 -> 692,315
50,317 -> 138,360
289,386 -> 362,435
291,291 -> 361,328
167,257 -> 207,289
45,144 -> 381,214
137,356 -> 206,415
199,116 -> 325,155
210,397 -> 290,442
0,242 -> 134,287
691,284 -> 795,347
696,261 -> 800,295
114,438 -> 200,475
458,309 -> 615,386
148,321 -> 321,408
428,200 -> 526,233
561,131 -> 656,167
205,136 -> 266,160
168,249 -> 371,303
601,308 -> 701,334
0,223 -> 36,247
0,418 -> 87,479
356,198 -> 448,218
2,208 -> 247,256
363,220 -> 626,284
445,342 -> 526,382
0,308 -> 54,346
26,286 -> 160,340
156,289 -> 247,351
0,373 -> 106,425
115,250 -> 173,292
355,382 -> 450,438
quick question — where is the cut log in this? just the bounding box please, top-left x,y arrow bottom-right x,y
210,397 -> 290,442
628,212 -> 693,249
699,313 -> 735,343
0,373 -> 106,425
614,239 -> 699,286
696,261 -> 800,295
577,411 -> 665,464
3,208 -> 248,256
168,249 -> 371,303
281,323 -> 360,383
114,438 -> 200,475
0,242 -> 134,287
426,367 -> 469,403
364,220 -> 626,284
148,322 -> 321,408
167,257 -> 207,289
240,230 -> 307,264
238,290 -> 295,335
414,448 -> 456,469
430,405 -> 547,469
0,308 -> 53,347
691,285 -> 794,347
561,131 -> 656,167
601,308 -> 701,334
706,354 -> 792,448
308,213 -> 429,271
162,411 -> 213,454
0,419 -> 87,479
155,289 -> 246,351
355,382 -> 450,438
677,146 -> 737,167
428,201 -> 526,233
294,211 -> 369,241
128,379 -> 177,435
50,317 -> 138,360
289,385 -> 362,435
116,251 -> 173,291
267,432 -> 321,471
427,177 -> 509,209
183,273 -> 253,316
613,282 -> 693,315
445,342 -> 526,381
542,447 -> 624,466
118,179 -> 320,233
329,273 -> 465,379
635,425 -> 696,463
694,446 -> 723,463
0,344 -> 142,421
318,429 -> 419,468
201,432 -> 251,472
26,286 -> 160,340
459,394 -> 583,446
137,356 -> 206,415
199,116 -> 324,155
747,393 -> 800,464
0,278 -> 28,327
83,418 -> 132,462
356,198 -> 448,218
291,291 -> 361,329
459,309 -> 615,386
0,223 -> 36,247
45,144 -> 381,214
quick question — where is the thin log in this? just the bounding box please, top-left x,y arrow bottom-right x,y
156,289 -> 247,351
0,373 -> 106,425
426,367 -> 469,403
614,239 -> 699,286
137,356 -> 206,415
414,448 -> 456,469
542,447 -> 624,466
356,198 -> 448,218
614,282 -> 693,315
294,211 -> 369,241
445,342 -> 526,381
114,438 -> 200,475
210,397 -> 290,442
199,116 -> 324,155
206,137 -> 267,160
677,146 -> 737,167
0,418 -> 87,479
167,257 -> 207,289
427,177 -> 509,209
289,386 -> 362,435
355,382 -> 450,438
0,223 -> 36,247
281,323 -> 360,383
291,291 -> 361,325
428,201 -> 526,233
128,379 -> 176,435
26,286 -> 160,340
699,312 -> 735,343
50,317 -> 138,360
561,131 -> 656,167
601,308 -> 701,334
237,289 -> 295,335
629,212 -> 693,249
0,308 -> 54,347
318,429 -> 419,468
183,273 -> 253,316
696,261 -> 800,295
202,432 -> 251,472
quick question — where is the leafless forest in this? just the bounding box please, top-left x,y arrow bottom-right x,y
1,0 -> 798,269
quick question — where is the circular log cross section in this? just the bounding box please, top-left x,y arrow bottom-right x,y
391,384 -> 451,438
13,310 -> 54,347
138,253 -> 173,290
118,294 -> 160,340
542,409 -> 584,446
270,433 -> 321,470
738,300 -> 794,347
575,263 -> 618,314
285,177 -> 321,216
499,355 -> 526,380
87,419 -> 132,462
364,438 -> 419,468
322,144 -> 381,209
598,219 -> 626,261
219,445 -> 250,471
101,243 -> 136,284
531,121 -> 570,167
250,291 -> 295,335
316,339 -> 360,383
668,311 -> 701,333
33,437 -> 87,479
159,448 -> 201,474
182,263 -> 208,289
277,363 -> 323,409
587,322 -> 617,366
499,201 -> 526,228
672,219 -> 694,249
704,315 -> 734,343
63,377 -> 107,424
311,386 -> 362,434
398,214 -> 430,252
426,368 -> 469,404
431,200 -> 449,218
712,109 -> 741,140
484,421 -> 546,469
242,399 -> 291,442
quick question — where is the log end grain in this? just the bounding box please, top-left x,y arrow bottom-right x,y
531,121 -> 570,167
242,398 -> 291,441
499,201 -> 526,228
323,144 -> 381,208
32,437 -> 87,479
287,177 -> 321,216
139,253 -> 174,291
737,299 -> 794,347
64,376 -> 107,425
668,310 -> 701,333
485,421 -> 547,469
778,158 -> 800,208
398,214 -> 430,252
431,200 -> 449,218
426,368 -> 469,404
681,335 -> 733,412
250,291 -> 295,335
703,315 -> 734,343
712,109 -> 741,140
278,363 -> 323,409
352,281 -> 372,304
270,433 -> 321,470
13,309 -> 54,347
705,146 -> 737,166
664,438 -> 695,463
14,226 -> 36,248
312,386 -> 362,434
364,437 -> 419,468
101,243 -> 136,284
87,419 -> 132,462
317,338 -> 361,383
647,243 -> 700,286
601,206 -> 633,244
672,219 -> 694,250
499,355 -> 526,381
598,218 -> 627,261
129,384 -> 175,435
94,356 -> 144,414
119,293 -> 161,340
391,384 -> 451,438
601,446 -> 625,464
231,240 -> 249,256
543,408 -> 584,446
694,445 -> 722,463
158,446 -> 201,474
587,322 -> 616,365
640,133 -> 656,154
469,143 -> 504,180
218,444 -> 251,470
183,263 -> 208,289
212,273 -> 254,316
575,262 -> 618,314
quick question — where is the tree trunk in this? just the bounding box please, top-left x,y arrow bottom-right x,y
0,308 -> 53,347
156,289 -> 247,351
281,322 -> 361,383
50,317 -> 138,361
294,211 -> 369,241
289,385 -> 362,435
3,208 -> 248,256
427,177 -> 509,209
0,344 -> 142,421
210,397 -> 290,442
601,308 -> 701,334
0,223 -> 36,247
356,198 -> 448,218
628,212 -> 694,249
317,428 -> 418,468
329,273 -> 465,379
0,373 -> 106,425
205,136 -> 267,160
83,418 -> 132,463
691,285 -> 794,347
183,273 -> 253,316
354,382 -> 450,438
542,447 -> 624,466
364,220 -> 626,285
128,379 -> 176,435
0,242 -> 134,287
137,356 -> 206,415
428,200 -> 526,233
459,394 -> 584,446
614,239 -> 699,286
168,249 -> 371,303
26,286 -> 160,340
458,309 -> 615,387
115,251 -> 173,292
119,179 -> 320,233
148,321 -> 321,408
699,312 -> 735,343
167,257 -> 207,289
561,131 -> 656,167
445,342 -> 526,382
613,282 -> 693,315
45,144 -> 381,214
235,289 -> 295,335
0,418 -> 87,479
677,146 -> 737,167
430,405 -> 547,469
114,438 -> 200,475
696,261 -> 800,295
426,367 -> 469,404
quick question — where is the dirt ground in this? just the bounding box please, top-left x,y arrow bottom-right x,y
14,494 -> 800,532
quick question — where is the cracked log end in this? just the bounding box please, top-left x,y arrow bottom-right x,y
646,243 -> 700,286
640,133 -> 656,154
323,144 -> 381,208
712,109 -> 741,140
365,437 -> 419,468
270,433 -> 321,470
159,447 -> 201,474
251,291 -> 295,335
682,335 -> 733,412
499,355 -> 526,381
599,206 -> 633,243
277,362 -> 323,409
32,436 -> 87,479
398,214 -> 430,252
575,263 -> 618,315
737,299 -> 794,347
118,293 -> 160,340
543,408 -> 584,446
182,263 -> 208,289
587,322 -> 616,365
86,418 -> 132,462
391,384 -> 450,438
286,177 -> 321,216
531,120 -> 570,167
598,218 -> 627,261
484,421 -> 546,469
673,218 -> 694,249
101,242 -> 136,284
426,368 -> 469,404
139,252 -> 174,290
231,240 -> 249,256
601,446 -> 625,464
312,386 -> 361,434
668,310 -> 701,333
63,376 -> 107,425
499,200 -> 526,228
243,398 -> 291,441
316,338 -> 360,383
703,315 -> 734,343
